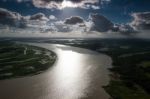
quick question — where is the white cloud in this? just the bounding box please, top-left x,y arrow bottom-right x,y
49,15 -> 57,20
0,8 -> 51,30
117,24 -> 137,35
30,13 -> 48,21
0,8 -> 27,28
32,0 -> 109,9
131,12 -> 150,31
0,8 -> 150,38
91,5 -> 100,9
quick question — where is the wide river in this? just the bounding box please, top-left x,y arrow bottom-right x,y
0,43 -> 112,99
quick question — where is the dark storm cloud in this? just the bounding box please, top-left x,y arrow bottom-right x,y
64,16 -> 84,24
131,12 -> 150,30
89,13 -> 137,35
89,13 -> 114,32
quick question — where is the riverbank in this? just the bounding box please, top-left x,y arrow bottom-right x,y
103,49 -> 150,99
0,43 -> 112,99
0,42 -> 56,80
60,39 -> 150,99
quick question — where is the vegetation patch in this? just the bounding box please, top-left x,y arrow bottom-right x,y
64,39 -> 150,99
0,42 -> 56,80
99,40 -> 150,99
104,80 -> 150,99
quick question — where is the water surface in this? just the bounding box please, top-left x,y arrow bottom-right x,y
0,43 -> 112,99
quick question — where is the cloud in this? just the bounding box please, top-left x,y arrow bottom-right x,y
64,16 -> 84,25
30,13 -> 48,21
1,8 -> 149,38
0,8 -> 27,28
16,0 -> 30,3
117,24 -> 137,35
88,13 -> 138,35
131,12 -> 150,30
46,20 -> 86,33
54,21 -> 72,32
49,15 -> 57,20
0,8 -> 136,37
0,8 -> 50,29
32,0 -> 106,9
89,13 -> 114,32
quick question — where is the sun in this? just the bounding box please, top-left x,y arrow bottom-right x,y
61,0 -> 77,8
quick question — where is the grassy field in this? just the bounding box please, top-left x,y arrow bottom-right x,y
0,42 -> 56,80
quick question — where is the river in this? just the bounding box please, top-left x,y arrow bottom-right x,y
0,43 -> 112,99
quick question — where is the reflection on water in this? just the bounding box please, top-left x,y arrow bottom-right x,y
51,50 -> 91,99
0,44 -> 112,99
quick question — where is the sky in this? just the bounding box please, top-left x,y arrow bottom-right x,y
0,0 -> 150,38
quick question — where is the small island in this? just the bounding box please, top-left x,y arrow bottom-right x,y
0,42 -> 57,80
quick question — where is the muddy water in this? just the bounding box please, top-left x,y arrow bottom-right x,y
0,44 -> 112,99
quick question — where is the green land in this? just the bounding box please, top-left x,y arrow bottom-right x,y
103,51 -> 150,99
0,39 -> 150,99
65,39 -> 150,99
0,42 -> 56,80
98,40 -> 150,99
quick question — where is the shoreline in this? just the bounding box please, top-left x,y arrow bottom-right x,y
0,43 -> 112,99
